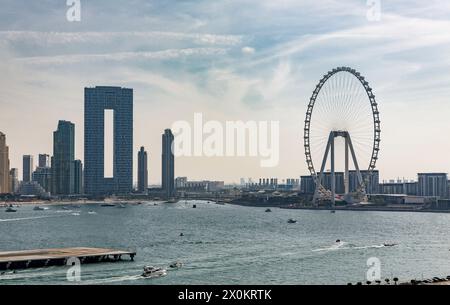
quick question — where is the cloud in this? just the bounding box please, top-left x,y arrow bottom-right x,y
241,46 -> 255,55
15,48 -> 228,65
0,31 -> 243,46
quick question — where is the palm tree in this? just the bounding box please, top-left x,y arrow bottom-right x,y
393,277 -> 399,285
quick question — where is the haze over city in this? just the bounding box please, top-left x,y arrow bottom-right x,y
2,0 -> 450,184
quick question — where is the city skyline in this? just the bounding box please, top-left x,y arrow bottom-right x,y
2,1 -> 450,184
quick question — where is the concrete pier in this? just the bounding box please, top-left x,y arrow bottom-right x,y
0,247 -> 136,271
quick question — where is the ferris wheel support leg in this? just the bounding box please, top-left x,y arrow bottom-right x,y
313,133 -> 334,205
330,133 -> 335,206
344,135 -> 349,195
347,134 -> 364,189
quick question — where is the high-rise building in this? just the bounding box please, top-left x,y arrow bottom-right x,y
52,120 -> 75,195
161,129 -> 175,198
418,173 -> 448,199
38,154 -> 50,168
73,159 -> 83,195
0,132 -> 10,194
137,146 -> 148,193
23,155 -> 34,183
300,175 -> 315,194
33,167 -> 52,193
84,86 -> 133,195
9,168 -> 18,193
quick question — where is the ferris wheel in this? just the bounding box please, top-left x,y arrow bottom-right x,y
303,67 -> 381,204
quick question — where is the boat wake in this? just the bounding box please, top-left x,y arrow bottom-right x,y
0,215 -> 64,222
82,274 -> 144,284
312,242 -> 391,252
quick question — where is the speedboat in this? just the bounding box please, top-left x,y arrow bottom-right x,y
33,206 -> 45,211
287,218 -> 297,224
265,208 -> 272,212
101,203 -> 116,207
383,243 -> 397,247
141,266 -> 167,278
5,207 -> 17,212
169,261 -> 183,269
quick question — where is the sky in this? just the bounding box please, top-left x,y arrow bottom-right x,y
1,0 -> 450,184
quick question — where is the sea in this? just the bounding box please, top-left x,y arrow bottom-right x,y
1,200 -> 450,285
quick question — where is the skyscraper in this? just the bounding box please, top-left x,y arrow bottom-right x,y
84,86 -> 133,195
23,155 -> 34,183
0,132 -> 10,194
73,159 -> 83,195
52,120 -> 75,195
137,146 -> 148,193
161,129 -> 175,198
9,168 -> 18,194
38,154 -> 50,168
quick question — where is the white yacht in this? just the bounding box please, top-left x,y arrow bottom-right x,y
141,266 -> 167,278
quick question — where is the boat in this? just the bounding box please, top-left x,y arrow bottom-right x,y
383,243 -> 397,247
169,261 -> 183,269
5,207 -> 17,212
287,218 -> 297,224
141,266 -> 167,278
265,208 -> 272,212
330,210 -> 336,213
33,206 -> 45,211
100,203 -> 116,207
117,203 -> 126,208
192,204 -> 197,208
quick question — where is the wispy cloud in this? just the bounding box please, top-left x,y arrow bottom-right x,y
16,48 -> 228,65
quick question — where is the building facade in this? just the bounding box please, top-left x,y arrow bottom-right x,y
52,120 -> 75,195
137,146 -> 148,193
9,168 -> 18,194
0,132 -> 10,194
33,166 -> 52,193
73,159 -> 83,195
300,175 -> 315,194
418,173 -> 448,198
22,155 -> 34,183
161,129 -> 175,198
38,154 -> 50,168
349,170 -> 379,194
84,86 -> 133,195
